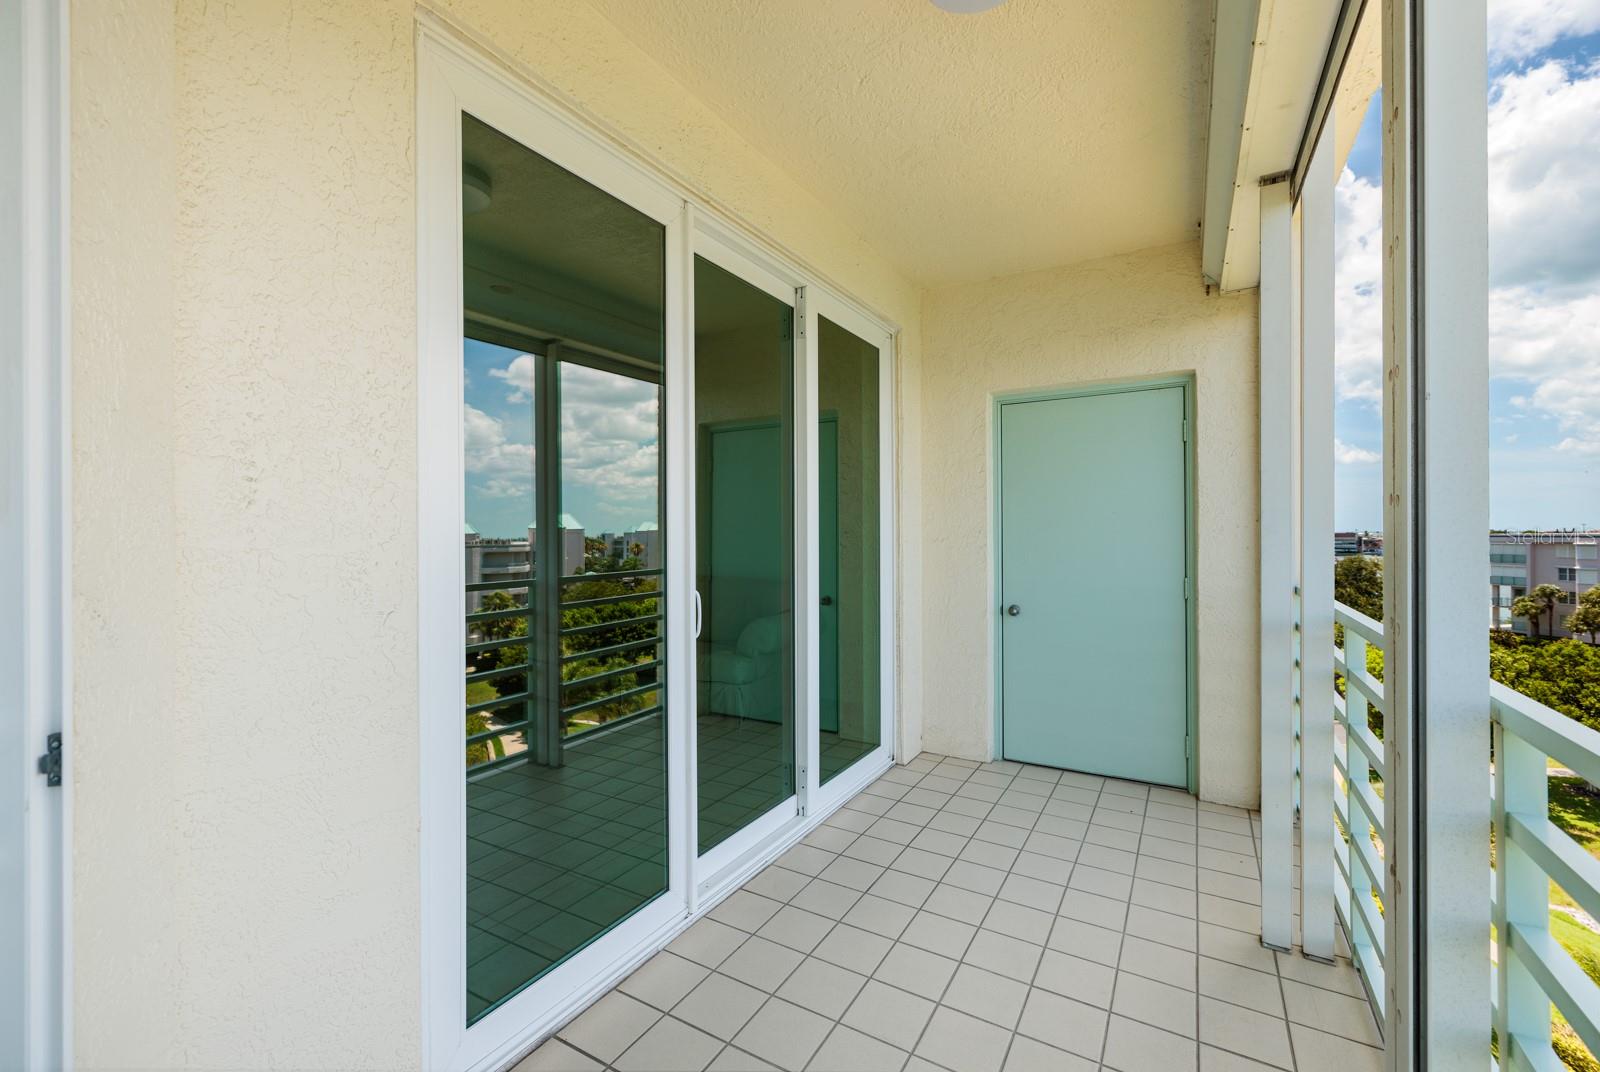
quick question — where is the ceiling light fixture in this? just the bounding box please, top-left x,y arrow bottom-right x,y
463,163 -> 492,215
930,0 -> 1007,12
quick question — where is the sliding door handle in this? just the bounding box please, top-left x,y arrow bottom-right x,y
693,590 -> 703,638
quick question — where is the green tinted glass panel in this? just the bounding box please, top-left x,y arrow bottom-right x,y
693,256 -> 796,853
461,113 -> 667,1024
818,316 -> 881,784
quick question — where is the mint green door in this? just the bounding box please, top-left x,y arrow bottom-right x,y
998,385 -> 1190,787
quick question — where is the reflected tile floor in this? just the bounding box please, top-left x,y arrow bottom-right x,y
469,714 -> 887,1021
514,752 -> 1381,1072
698,715 -> 881,852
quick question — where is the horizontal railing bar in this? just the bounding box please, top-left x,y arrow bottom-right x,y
1335,695 -> 1387,779
562,636 -> 662,663
565,703 -> 663,742
1492,681 -> 1600,786
466,606 -> 528,625
467,748 -> 535,778
466,690 -> 532,715
561,590 -> 663,610
561,680 -> 661,716
1507,921 -> 1600,1059
466,576 -> 532,593
466,634 -> 529,655
466,721 -> 529,745
1344,665 -> 1386,718
1333,601 -> 1385,646
562,659 -> 662,691
560,613 -> 662,638
1506,1032 -> 1565,1072
1349,869 -> 1386,952
561,568 -> 663,584
1505,811 -> 1600,932
1347,774 -> 1387,844
465,662 -> 529,685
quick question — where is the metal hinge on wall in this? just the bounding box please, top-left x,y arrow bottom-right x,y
37,732 -> 62,787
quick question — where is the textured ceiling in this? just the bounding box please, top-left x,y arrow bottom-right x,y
584,0 -> 1214,285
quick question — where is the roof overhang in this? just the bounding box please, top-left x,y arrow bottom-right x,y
1201,0 -> 1378,291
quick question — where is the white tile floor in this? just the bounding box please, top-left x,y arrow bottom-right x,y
512,753 -> 1382,1072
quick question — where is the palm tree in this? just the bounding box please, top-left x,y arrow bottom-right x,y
1514,583 -> 1566,639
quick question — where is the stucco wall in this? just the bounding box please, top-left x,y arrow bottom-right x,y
70,2 -> 182,1067
919,242 -> 1261,807
70,1 -> 924,1067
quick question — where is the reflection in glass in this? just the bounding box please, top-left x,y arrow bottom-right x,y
818,317 -> 882,784
693,257 -> 796,853
461,114 -> 667,1023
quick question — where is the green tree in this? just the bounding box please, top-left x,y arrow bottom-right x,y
1333,555 -> 1383,620
1515,583 -> 1566,639
1567,588 -> 1600,645
1490,638 -> 1600,731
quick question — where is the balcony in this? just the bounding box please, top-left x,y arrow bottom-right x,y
511,755 -> 1374,1072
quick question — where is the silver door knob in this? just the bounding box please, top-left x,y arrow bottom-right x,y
1006,604 -> 1021,617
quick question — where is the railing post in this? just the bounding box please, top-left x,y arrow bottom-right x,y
534,345 -> 564,767
1299,114 -> 1337,963
1492,723 -> 1551,1064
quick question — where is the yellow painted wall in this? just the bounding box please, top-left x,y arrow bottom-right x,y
70,2 -> 182,1067
920,242 -> 1261,807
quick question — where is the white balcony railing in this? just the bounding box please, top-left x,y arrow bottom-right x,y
1329,600 -> 1600,1068
1331,602 -> 1388,1017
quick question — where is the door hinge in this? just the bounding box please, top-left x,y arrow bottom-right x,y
1184,735 -> 1192,760
1183,576 -> 1191,600
1182,418 -> 1189,443
796,288 -> 807,337
37,732 -> 62,787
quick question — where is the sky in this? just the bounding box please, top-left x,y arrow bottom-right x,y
463,338 -> 661,539
1333,0 -> 1600,531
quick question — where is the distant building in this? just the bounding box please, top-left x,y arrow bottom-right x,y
595,524 -> 660,570
1334,531 -> 1383,558
1490,531 -> 1599,638
463,515 -> 587,613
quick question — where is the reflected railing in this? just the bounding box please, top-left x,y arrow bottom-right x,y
466,567 -> 665,773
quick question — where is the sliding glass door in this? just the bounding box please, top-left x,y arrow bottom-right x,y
815,312 -> 888,787
421,35 -> 895,1064
460,114 -> 669,1023
692,255 -> 798,855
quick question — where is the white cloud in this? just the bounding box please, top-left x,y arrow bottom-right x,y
1334,166 -> 1384,407
1334,54 -> 1600,458
1488,59 -> 1600,292
558,365 -> 660,515
489,353 -> 536,403
1488,0 -> 1600,62
1335,439 -> 1381,465
468,351 -> 667,531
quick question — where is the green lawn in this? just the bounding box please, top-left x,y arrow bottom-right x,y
1545,778 -> 1600,1071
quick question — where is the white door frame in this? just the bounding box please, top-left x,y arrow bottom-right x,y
418,25 -> 691,1072
417,16 -> 899,1070
1,0 -> 70,1066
